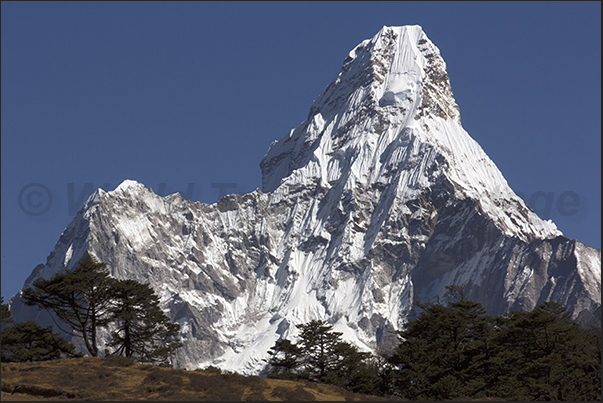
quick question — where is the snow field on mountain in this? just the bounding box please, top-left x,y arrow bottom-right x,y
10,25 -> 600,375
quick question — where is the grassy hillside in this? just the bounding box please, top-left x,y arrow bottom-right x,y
0,357 -> 402,401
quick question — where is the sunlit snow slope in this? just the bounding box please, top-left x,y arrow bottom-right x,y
10,26 -> 601,374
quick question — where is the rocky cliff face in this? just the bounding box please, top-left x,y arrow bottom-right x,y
10,25 -> 601,374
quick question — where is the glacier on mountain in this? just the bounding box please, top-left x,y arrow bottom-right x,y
9,25 -> 601,374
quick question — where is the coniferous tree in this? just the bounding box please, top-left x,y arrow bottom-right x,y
325,340 -> 382,394
18,257 -> 183,366
108,279 -> 182,366
386,287 -> 600,401
1,297 -> 79,362
1,321 -> 80,362
388,285 -> 494,400
21,254 -> 116,357
489,301 -> 601,400
266,319 -> 381,393
266,338 -> 302,379
296,319 -> 345,382
1,296 -> 12,329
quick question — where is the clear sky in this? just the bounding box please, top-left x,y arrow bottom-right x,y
2,1 -> 600,300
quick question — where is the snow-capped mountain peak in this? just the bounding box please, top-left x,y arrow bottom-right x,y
261,25 -> 559,242
113,179 -> 145,194
10,25 -> 599,375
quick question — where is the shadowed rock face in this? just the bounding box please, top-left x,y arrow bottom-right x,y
10,26 -> 600,374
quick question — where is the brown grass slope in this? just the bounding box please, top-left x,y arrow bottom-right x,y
1,357 -> 402,401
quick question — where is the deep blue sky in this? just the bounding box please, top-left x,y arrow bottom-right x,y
2,2 -> 600,299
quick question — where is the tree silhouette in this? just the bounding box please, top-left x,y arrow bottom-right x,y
22,254 -> 115,357
108,279 -> 182,366
266,338 -> 302,379
266,319 -> 381,394
21,256 -> 183,366
387,286 -> 601,400
1,297 -> 79,362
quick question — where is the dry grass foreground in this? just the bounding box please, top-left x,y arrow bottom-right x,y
1,357 -> 403,401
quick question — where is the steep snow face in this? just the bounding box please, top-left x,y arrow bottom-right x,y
10,26 -> 600,375
261,25 -> 559,243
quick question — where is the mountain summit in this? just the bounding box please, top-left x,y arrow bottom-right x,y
10,26 -> 601,374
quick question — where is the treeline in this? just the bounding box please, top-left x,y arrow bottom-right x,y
3,263 -> 600,400
1,296 -> 80,362
1,255 -> 182,366
266,286 -> 601,401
